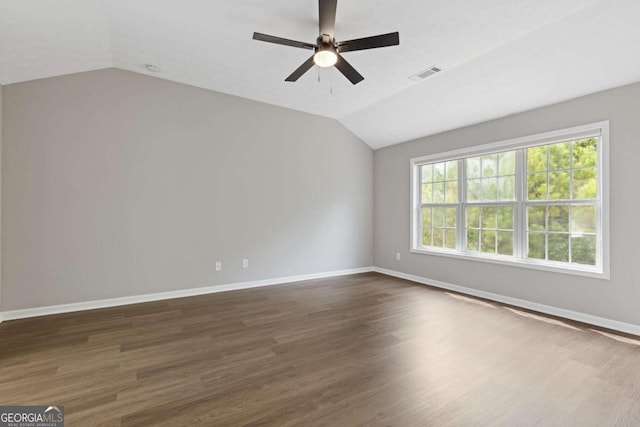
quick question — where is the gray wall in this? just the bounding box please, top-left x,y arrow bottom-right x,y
0,83 -> 3,312
375,82 -> 640,326
1,68 -> 373,311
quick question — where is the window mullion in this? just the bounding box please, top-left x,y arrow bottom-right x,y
457,159 -> 466,252
414,166 -> 421,250
596,136 -> 603,269
515,149 -> 526,259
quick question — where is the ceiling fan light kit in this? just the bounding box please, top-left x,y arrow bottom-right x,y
314,50 -> 338,68
253,0 -> 399,85
314,35 -> 338,67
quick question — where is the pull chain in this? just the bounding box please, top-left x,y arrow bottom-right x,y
330,69 -> 333,95
316,68 -> 333,95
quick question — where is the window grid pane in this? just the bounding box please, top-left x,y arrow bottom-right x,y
466,152 -> 516,203
526,138 -> 598,202
421,205 -> 458,250
525,203 -> 597,266
465,204 -> 515,256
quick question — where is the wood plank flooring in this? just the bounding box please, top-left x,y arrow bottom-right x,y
1,272 -> 640,426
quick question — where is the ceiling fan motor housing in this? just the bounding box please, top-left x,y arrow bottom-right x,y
316,34 -> 337,52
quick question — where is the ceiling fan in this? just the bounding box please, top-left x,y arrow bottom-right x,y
252,0 -> 399,85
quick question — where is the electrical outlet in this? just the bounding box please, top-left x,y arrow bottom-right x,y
396,252 -> 401,261
215,261 -> 222,271
242,259 -> 249,269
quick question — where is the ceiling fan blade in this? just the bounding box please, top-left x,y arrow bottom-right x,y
285,56 -> 316,82
334,54 -> 364,85
253,32 -> 315,50
319,0 -> 337,36
337,32 -> 400,53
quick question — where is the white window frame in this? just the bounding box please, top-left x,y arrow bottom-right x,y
410,121 -> 610,279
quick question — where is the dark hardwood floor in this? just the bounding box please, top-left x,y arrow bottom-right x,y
1,272 -> 640,426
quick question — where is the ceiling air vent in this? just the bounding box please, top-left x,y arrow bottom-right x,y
410,66 -> 442,82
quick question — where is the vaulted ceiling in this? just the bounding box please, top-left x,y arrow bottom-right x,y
2,0 -> 639,148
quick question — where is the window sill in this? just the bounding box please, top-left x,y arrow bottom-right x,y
409,247 -> 609,280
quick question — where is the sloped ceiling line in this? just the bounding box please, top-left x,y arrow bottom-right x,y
1,0 -> 639,148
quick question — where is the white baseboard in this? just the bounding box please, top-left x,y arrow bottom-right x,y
4,266 -> 638,337
373,267 -> 640,337
0,267 -> 374,322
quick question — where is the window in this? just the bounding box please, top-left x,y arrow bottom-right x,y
410,122 -> 609,279
420,161 -> 458,250
465,151 -> 516,256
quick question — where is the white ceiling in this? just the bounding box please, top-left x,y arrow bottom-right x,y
1,0 -> 639,148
